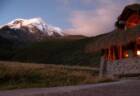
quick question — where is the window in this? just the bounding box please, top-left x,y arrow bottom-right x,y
126,13 -> 140,29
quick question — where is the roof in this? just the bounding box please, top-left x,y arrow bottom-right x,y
86,25 -> 140,52
126,4 -> 140,11
118,4 -> 140,21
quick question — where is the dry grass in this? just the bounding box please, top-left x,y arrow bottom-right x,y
0,61 -> 101,90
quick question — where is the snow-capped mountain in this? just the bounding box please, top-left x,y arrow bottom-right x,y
0,18 -> 64,42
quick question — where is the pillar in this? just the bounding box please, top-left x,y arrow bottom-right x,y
99,55 -> 107,78
118,45 -> 122,59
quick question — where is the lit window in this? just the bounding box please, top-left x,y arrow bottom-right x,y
126,14 -> 140,29
137,50 -> 140,56
124,51 -> 129,58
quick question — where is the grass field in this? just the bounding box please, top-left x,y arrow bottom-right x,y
0,61 -> 112,90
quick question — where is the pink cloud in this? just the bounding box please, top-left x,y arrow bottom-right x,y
65,0 -> 140,36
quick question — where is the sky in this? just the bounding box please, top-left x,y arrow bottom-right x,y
0,0 -> 140,36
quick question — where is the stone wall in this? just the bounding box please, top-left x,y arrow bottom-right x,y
106,57 -> 140,77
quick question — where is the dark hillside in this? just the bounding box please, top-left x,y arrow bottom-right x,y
11,38 -> 101,67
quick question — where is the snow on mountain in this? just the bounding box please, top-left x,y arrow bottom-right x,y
48,25 -> 64,36
0,18 -> 65,42
5,18 -> 64,36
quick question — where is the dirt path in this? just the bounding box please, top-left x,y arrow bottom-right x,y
0,79 -> 140,96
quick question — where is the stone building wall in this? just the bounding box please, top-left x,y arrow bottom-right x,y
106,57 -> 140,76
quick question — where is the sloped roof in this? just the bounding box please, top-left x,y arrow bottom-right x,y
117,4 -> 140,21
126,4 -> 140,11
86,25 -> 140,52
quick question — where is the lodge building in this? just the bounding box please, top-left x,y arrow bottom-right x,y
106,3 -> 140,61
88,4 -> 140,78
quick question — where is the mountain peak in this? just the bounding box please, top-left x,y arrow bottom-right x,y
8,18 -> 48,32
0,18 -> 64,42
7,18 -> 64,35
10,18 -> 46,25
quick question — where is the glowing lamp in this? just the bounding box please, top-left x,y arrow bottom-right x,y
125,54 -> 129,58
137,50 -> 140,56
124,51 -> 129,58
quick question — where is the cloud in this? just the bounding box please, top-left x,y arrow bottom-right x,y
65,0 -> 140,36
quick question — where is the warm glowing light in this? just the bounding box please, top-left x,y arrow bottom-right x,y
124,51 -> 129,58
126,14 -> 140,29
137,50 -> 140,56
125,54 -> 129,58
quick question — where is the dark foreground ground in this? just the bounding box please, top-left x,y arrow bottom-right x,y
0,79 -> 140,96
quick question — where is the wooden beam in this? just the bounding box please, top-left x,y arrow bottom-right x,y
108,48 -> 111,61
112,47 -> 115,61
118,45 -> 122,59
